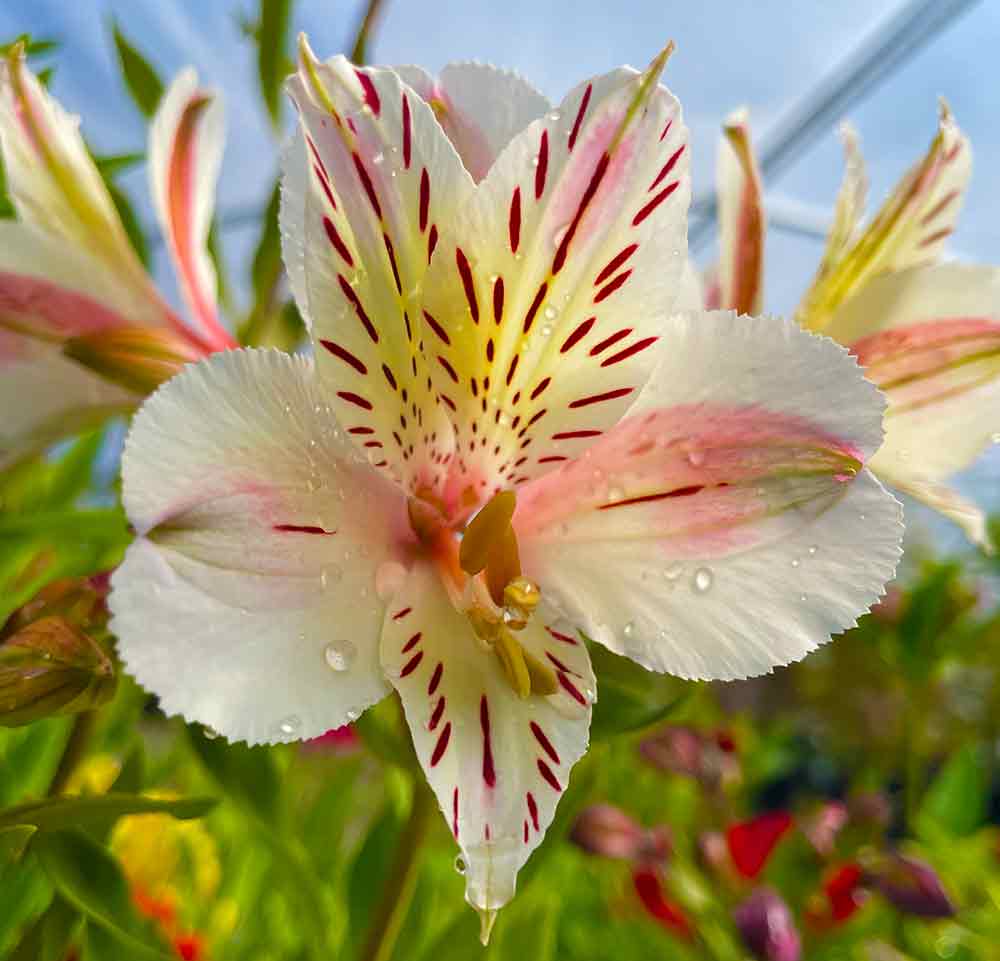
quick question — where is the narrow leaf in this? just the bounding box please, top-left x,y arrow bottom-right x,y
111,23 -> 163,118
0,793 -> 217,832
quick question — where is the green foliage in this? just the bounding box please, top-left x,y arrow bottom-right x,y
255,0 -> 294,129
0,794 -> 216,834
110,23 -> 164,118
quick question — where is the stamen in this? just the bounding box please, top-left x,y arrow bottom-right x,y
459,490 -> 516,574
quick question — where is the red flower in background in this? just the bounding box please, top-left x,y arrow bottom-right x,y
726,812 -> 794,879
632,866 -> 692,940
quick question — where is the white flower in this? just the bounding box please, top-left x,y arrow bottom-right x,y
109,39 -> 902,936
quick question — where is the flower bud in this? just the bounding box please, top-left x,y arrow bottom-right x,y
0,615 -> 115,726
874,854 -> 954,918
570,804 -> 670,861
804,801 -> 848,857
733,888 -> 801,961
63,326 -> 202,395
639,724 -> 739,787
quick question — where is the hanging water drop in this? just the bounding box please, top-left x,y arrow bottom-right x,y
455,855 -> 467,875
622,621 -> 635,639
324,640 -> 357,672
693,567 -> 713,593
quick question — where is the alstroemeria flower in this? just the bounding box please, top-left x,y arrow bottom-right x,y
0,50 -> 235,468
109,40 -> 901,934
713,105 -> 1000,548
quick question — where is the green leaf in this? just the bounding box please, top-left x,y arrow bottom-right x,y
94,152 -> 144,178
186,723 -> 283,826
256,0 -> 293,128
917,743 -> 987,839
587,640 -> 693,738
347,805 -> 403,957
33,829 -> 171,958
487,890 -> 558,960
0,793 -> 217,833
207,221 -> 233,313
353,694 -> 417,770
0,824 -> 35,863
111,23 -> 163,118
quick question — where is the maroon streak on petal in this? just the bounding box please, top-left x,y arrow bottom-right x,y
600,486 -> 705,511
561,316 -> 596,353
437,355 -> 459,383
506,354 -> 520,387
659,119 -> 673,142
531,377 -> 552,400
535,129 -> 549,199
401,93 -> 412,168
568,83 -> 592,152
558,672 -> 587,706
649,145 -> 685,193
523,282 -> 549,334
481,695 -> 497,787
537,455 -> 568,464
527,791 -> 540,830
594,270 -> 633,303
632,181 -> 679,226
383,232 -> 402,293
354,69 -> 381,114
337,274 -> 379,342
456,247 -> 479,322
601,335 -> 659,367
273,524 -> 335,535
429,695 -> 446,731
537,758 -> 562,792
401,631 -> 423,654
423,309 -> 450,345
552,429 -> 602,440
419,168 -> 430,232
590,327 -> 632,356
322,217 -> 354,266
337,391 -> 373,410
352,152 -> 382,218
552,153 -> 611,275
430,722 -> 452,766
594,243 -> 638,287
315,169 -> 338,211
427,225 -> 439,263
348,426 -> 375,435
530,721 -> 561,764
392,606 -> 412,620
400,650 -> 424,677
452,787 -> 459,837
428,661 -> 444,696
382,364 -> 398,390
568,386 -> 635,408
545,626 -> 577,646
493,276 -> 505,326
509,187 -> 522,253
320,339 -> 367,374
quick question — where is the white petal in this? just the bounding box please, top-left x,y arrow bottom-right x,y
286,45 -> 472,493
515,311 -> 902,680
381,560 -> 593,918
149,68 -> 233,351
393,63 -> 551,181
420,51 -> 692,493
831,264 -> 1000,481
880,471 -> 991,551
0,52 -> 155,312
110,348 -> 409,744
279,131 -> 311,332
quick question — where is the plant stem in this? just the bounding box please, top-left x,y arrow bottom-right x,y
349,0 -> 388,64
47,711 -> 95,797
358,780 -> 434,961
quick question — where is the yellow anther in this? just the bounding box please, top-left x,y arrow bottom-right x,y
503,577 -> 540,624
495,628 -> 531,699
523,649 -> 559,697
459,490 -> 517,575
468,606 -> 502,644
485,526 -> 521,607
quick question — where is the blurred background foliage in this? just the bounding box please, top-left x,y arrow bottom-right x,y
2,3 -> 1000,960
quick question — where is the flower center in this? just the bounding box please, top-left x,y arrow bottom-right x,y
407,488 -> 556,699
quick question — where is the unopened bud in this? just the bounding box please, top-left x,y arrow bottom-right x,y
64,326 -> 202,395
733,888 -> 801,961
874,854 -> 954,918
570,804 -> 670,862
0,615 -> 115,726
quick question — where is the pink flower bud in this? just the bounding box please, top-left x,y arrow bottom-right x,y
875,854 -> 954,918
733,888 -> 801,961
570,804 -> 648,860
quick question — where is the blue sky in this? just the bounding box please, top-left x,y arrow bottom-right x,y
2,0 -> 998,541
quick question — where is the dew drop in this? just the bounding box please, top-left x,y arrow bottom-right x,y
552,224 -> 569,248
540,323 -> 553,337
791,558 -> 800,568
276,715 -> 301,737
531,154 -> 540,167
693,567 -> 713,593
622,621 -> 635,639
687,449 -> 705,467
992,432 -> 1000,444
455,855 -> 467,875
606,486 -> 624,503
807,545 -> 818,556
664,562 -> 684,582
324,640 -> 357,672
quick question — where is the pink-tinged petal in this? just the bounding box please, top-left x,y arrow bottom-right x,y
0,48 -> 162,319
421,48 -> 692,495
149,69 -> 235,352
380,560 -> 593,925
828,263 -> 1000,496
715,108 -> 764,314
799,104 -> 970,332
393,63 -> 551,182
110,349 -> 409,745
0,346 -> 135,471
285,41 -> 474,494
878,473 -> 990,551
515,312 -> 902,681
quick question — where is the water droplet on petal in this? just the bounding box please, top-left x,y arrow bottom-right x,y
693,568 -> 713,593
455,855 -> 467,875
992,432 -> 1000,444
324,640 -> 357,672
622,621 -> 635,639
791,558 -> 800,568
807,545 -> 818,556
276,715 -> 302,738
664,562 -> 684,582
687,449 -> 705,467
